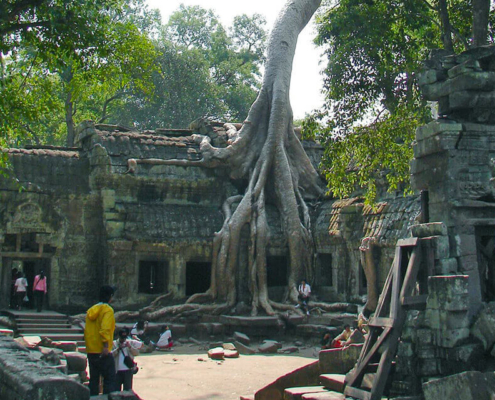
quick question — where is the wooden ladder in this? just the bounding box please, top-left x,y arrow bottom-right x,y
344,237 -> 434,400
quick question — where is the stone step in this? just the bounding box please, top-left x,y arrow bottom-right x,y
284,386 -> 327,400
301,391 -> 345,400
319,374 -> 345,393
17,323 -> 72,329
23,333 -> 85,342
16,318 -> 70,324
18,326 -> 82,336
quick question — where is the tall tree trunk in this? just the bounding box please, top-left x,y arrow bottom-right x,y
438,0 -> 454,53
473,0 -> 490,47
130,0 -> 324,318
65,91 -> 75,147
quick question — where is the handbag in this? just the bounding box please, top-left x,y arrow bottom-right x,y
121,348 -> 137,372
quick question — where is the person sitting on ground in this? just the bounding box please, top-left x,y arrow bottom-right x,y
131,320 -> 154,352
331,324 -> 352,348
296,279 -> 311,315
156,325 -> 174,350
112,328 -> 143,391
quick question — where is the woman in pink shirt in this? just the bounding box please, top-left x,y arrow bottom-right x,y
33,270 -> 47,312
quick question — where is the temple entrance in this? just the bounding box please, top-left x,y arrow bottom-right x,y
475,226 -> 495,302
1,258 -> 51,310
185,261 -> 211,296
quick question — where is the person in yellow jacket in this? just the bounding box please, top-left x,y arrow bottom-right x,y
84,285 -> 116,395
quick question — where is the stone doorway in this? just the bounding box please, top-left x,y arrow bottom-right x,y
185,261 -> 211,296
475,226 -> 495,302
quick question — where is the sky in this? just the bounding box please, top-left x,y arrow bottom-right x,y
145,0 -> 325,120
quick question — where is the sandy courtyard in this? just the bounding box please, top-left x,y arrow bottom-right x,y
131,344 -> 319,400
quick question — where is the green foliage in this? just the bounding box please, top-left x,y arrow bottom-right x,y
308,0 -> 492,204
112,5 -> 267,129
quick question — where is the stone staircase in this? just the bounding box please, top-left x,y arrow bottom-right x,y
247,344 -> 369,400
3,310 -> 85,348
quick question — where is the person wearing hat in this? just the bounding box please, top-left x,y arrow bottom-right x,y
85,285 -> 117,395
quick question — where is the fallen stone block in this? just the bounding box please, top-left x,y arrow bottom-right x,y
224,349 -> 239,358
108,390 -> 140,399
301,392 -> 344,400
234,341 -> 256,355
208,347 -> 224,360
53,341 -> 78,352
423,371 -> 495,400
0,329 -> 14,337
258,340 -> 282,354
22,336 -> 42,348
0,336 -> 89,400
209,341 -> 223,349
280,346 -> 299,354
234,331 -> 251,345
223,342 -> 236,350
64,351 -> 87,372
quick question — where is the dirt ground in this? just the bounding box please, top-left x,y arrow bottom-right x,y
132,342 -> 320,400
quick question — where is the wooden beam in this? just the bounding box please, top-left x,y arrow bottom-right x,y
399,246 -> 422,299
344,385 -> 372,400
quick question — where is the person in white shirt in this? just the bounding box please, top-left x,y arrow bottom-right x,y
14,272 -> 28,310
156,325 -> 174,350
296,279 -> 311,315
112,328 -> 143,391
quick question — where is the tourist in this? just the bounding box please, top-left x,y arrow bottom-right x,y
112,328 -> 142,391
32,270 -> 47,312
296,279 -> 311,315
331,324 -> 352,348
156,325 -> 174,350
131,320 -> 155,351
84,285 -> 117,395
10,268 -> 18,309
14,272 -> 28,311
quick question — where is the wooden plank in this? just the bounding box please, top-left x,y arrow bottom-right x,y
397,237 -> 418,247
344,385 -> 371,400
399,246 -> 422,299
374,259 -> 395,318
390,245 -> 403,319
345,328 -> 392,388
401,294 -> 428,306
368,317 -> 395,328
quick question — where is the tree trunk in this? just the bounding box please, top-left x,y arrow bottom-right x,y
438,0 -> 454,53
65,91 -> 75,147
473,0 -> 490,47
131,0 -> 324,318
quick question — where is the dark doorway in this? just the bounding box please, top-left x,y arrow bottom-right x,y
267,256 -> 288,287
476,226 -> 495,302
317,253 -> 333,287
138,260 -> 168,294
359,261 -> 368,295
186,262 -> 211,296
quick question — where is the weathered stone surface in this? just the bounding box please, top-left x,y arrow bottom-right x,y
284,386 -> 327,400
427,275 -> 469,311
410,223 -> 448,238
255,361 -> 320,400
233,331 -> 250,345
64,352 -> 87,372
258,340 -> 282,354
222,342 -> 236,351
207,347 -> 224,360
108,391 -> 141,399
472,302 -> 495,351
53,342 -> 78,352
301,392 -> 344,400
0,329 -> 14,337
423,371 -> 495,400
233,341 -> 256,355
224,349 -> 239,358
280,346 -> 299,354
319,374 -> 345,392
319,344 -> 362,375
0,336 -> 89,400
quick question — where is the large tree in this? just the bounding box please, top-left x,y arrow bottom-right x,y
127,0 -> 325,319
306,0 -> 494,204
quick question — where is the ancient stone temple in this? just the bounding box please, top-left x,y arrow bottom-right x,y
0,119 -> 419,313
